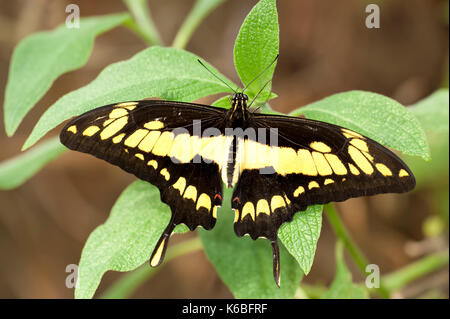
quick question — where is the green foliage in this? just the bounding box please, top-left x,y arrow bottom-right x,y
405,89 -> 449,186
278,205 -> 323,275
23,47 -> 234,150
234,0 -> 279,101
3,13 -> 130,136
322,241 -> 368,299
0,137 -> 65,190
292,90 -> 430,161
75,181 -> 188,299
199,189 -> 303,298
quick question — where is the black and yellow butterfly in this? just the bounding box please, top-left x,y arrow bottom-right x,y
60,92 -> 415,286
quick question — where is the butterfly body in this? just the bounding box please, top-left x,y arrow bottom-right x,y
60,93 -> 415,286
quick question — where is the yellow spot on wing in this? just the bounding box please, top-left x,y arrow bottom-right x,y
109,108 -> 128,119
349,163 -> 360,175
138,131 -> 161,152
256,199 -> 270,216
212,206 -> 218,218
144,121 -> 164,130
293,186 -> 305,197
342,128 -> 364,139
147,160 -> 158,169
324,178 -> 334,185
350,138 -> 369,152
308,181 -> 320,189
312,152 -> 333,176
183,185 -> 197,202
159,168 -> 170,181
241,202 -> 255,221
275,147 -> 301,175
135,153 -> 144,160
271,195 -> 285,212
398,169 -> 409,177
284,195 -> 291,205
103,118 -> 114,127
112,133 -> 125,144
152,132 -> 174,156
325,154 -> 348,175
298,149 -> 318,176
233,209 -> 239,222
242,140 -> 271,170
82,126 -> 100,136
196,193 -> 212,211
124,129 -> 149,148
172,177 -> 186,194
310,141 -> 332,153
375,163 -> 392,176
150,237 -> 166,267
169,134 -> 192,162
200,135 -> 229,168
67,125 -> 77,134
100,117 -> 128,140
348,145 -> 374,175
115,102 -> 138,110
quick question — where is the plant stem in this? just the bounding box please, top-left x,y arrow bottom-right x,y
100,237 -> 203,298
123,0 -> 162,46
382,250 -> 449,292
324,203 -> 390,298
172,0 -> 225,49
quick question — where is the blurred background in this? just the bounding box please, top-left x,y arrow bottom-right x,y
0,0 -> 448,298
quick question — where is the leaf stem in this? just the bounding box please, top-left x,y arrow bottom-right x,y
123,0 -> 162,46
382,250 -> 449,292
324,203 -> 390,298
172,0 -> 225,49
100,237 -> 203,298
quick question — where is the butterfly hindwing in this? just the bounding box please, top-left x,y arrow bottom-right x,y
60,100 -> 226,266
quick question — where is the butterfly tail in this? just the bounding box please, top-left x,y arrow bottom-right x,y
272,239 -> 281,287
149,222 -> 175,267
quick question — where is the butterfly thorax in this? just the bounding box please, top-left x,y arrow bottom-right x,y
226,92 -> 249,125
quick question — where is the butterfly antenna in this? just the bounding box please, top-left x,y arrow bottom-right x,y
248,79 -> 272,109
242,54 -> 279,93
197,59 -> 237,93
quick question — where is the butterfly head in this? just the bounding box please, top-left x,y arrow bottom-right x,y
231,93 -> 249,108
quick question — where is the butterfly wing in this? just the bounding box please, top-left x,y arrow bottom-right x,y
60,100 -> 228,266
231,113 -> 415,285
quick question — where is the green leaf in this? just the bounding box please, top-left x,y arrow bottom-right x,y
199,189 -> 302,298
3,13 -> 130,136
234,0 -> 279,97
291,90 -> 430,160
279,205 -> 323,275
0,137 -> 65,190
322,241 -> 368,299
212,95 -> 233,108
405,89 -> 449,186
173,0 -> 226,49
23,46 -> 235,150
74,180 -> 187,299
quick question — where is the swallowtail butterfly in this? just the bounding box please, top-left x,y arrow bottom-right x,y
60,72 -> 415,287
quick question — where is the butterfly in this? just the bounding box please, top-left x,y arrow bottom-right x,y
60,86 -> 415,287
